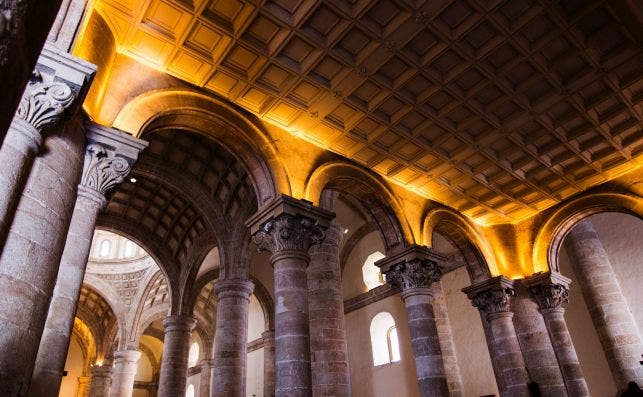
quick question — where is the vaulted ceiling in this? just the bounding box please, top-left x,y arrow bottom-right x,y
84,0 -> 643,223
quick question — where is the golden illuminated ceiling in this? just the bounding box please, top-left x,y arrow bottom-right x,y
82,0 -> 643,223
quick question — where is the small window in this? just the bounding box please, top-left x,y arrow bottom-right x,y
123,240 -> 136,258
185,384 -> 195,397
98,239 -> 111,258
362,251 -> 386,290
370,312 -> 401,366
187,342 -> 199,368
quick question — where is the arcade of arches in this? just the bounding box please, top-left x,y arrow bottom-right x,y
0,0 -> 641,396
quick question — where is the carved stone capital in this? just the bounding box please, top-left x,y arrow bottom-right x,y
375,245 -> 446,291
523,271 -> 571,310
16,69 -> 75,131
463,276 -> 515,314
81,123 -> 148,200
246,195 -> 334,255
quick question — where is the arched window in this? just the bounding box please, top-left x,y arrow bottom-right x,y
123,240 -> 136,258
370,312 -> 401,366
185,384 -> 195,397
187,342 -> 199,368
98,239 -> 111,258
362,251 -> 386,290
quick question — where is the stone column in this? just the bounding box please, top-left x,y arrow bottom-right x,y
29,125 -> 146,397
0,3 -> 67,140
157,315 -> 197,397
512,284 -> 566,396
431,281 -> 464,397
463,276 -> 530,397
525,271 -> 590,397
376,245 -> 450,397
77,376 -> 91,397
110,349 -> 141,397
198,359 -> 214,397
0,70 -> 73,244
211,279 -> 254,397
89,365 -> 113,397
262,330 -> 276,397
308,221 -> 351,397
246,195 -> 333,397
564,219 -> 643,388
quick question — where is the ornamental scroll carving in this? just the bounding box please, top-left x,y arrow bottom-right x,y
252,214 -> 325,254
471,287 -> 515,314
385,259 -> 441,291
529,283 -> 569,309
80,143 -> 131,197
16,69 -> 75,131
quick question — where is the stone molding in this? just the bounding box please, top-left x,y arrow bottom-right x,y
214,279 -> 254,301
162,315 -> 196,333
524,271 -> 571,310
246,194 -> 334,254
81,123 -> 148,200
376,245 -> 446,291
344,284 -> 398,314
462,276 -> 516,314
15,69 -> 74,131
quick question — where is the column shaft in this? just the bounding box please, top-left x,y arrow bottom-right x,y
28,188 -> 105,397
110,350 -> 141,397
211,280 -> 254,397
77,376 -> 91,397
157,315 -> 197,397
0,118 -> 40,245
541,308 -> 590,396
308,222 -> 351,397
564,219 -> 643,387
0,0 -> 64,139
273,250 -> 312,397
0,117 -> 85,396
262,330 -> 276,397
402,289 -> 450,397
89,366 -> 113,397
431,281 -> 464,397
512,288 -> 566,396
198,359 -> 214,397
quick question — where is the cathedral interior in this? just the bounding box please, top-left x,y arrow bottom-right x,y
0,0 -> 642,396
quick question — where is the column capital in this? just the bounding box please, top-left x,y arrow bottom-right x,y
214,279 -> 254,300
113,349 -> 141,363
90,365 -> 113,377
376,245 -> 446,291
80,124 -> 148,201
162,315 -> 196,333
245,194 -> 334,254
523,271 -> 571,310
462,276 -> 516,314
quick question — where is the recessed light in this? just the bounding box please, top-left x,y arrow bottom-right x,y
130,178 -> 137,183
344,228 -> 349,234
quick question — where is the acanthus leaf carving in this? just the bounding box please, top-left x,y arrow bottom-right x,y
471,287 -> 515,314
81,143 -> 131,197
529,283 -> 569,310
385,258 -> 441,291
252,213 -> 326,254
16,69 -> 75,131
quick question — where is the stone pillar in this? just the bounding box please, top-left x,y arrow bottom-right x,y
198,359 -> 214,397
512,284 -> 566,396
77,375 -> 91,397
211,279 -> 254,397
157,315 -> 197,397
246,195 -> 333,397
89,365 -> 113,397
0,72 -> 73,244
110,350 -> 141,397
262,330 -> 276,397
431,281 -> 464,397
0,2 -> 67,140
463,276 -> 530,397
564,219 -> 643,388
308,221 -> 351,397
525,271 -> 590,397
376,245 -> 450,397
29,125 -> 146,397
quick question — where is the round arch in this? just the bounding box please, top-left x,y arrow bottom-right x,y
533,191 -> 643,273
112,89 -> 291,204
423,207 -> 497,283
304,161 -> 414,253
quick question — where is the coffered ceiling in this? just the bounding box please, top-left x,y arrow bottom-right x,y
85,0 -> 643,223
